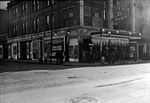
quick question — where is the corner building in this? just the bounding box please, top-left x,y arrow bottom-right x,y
7,0 -> 141,63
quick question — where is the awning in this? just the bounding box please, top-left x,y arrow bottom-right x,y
92,37 -> 129,46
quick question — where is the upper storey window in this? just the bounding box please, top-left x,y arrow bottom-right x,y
33,0 -> 40,11
13,7 -> 18,19
47,0 -> 55,6
22,2 -> 27,15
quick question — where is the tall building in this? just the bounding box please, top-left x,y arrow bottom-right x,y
7,0 -> 142,63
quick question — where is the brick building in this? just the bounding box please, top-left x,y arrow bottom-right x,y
7,0 -> 142,63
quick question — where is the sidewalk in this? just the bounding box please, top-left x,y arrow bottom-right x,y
63,60 -> 150,66
2,59 -> 150,66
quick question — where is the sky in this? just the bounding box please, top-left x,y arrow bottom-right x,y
0,1 -> 9,10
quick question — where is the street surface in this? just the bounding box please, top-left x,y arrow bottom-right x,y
0,62 -> 150,103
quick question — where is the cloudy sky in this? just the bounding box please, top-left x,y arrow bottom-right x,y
0,1 -> 9,10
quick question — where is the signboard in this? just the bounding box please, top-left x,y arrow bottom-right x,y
113,0 -> 131,30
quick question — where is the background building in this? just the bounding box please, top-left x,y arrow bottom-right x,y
134,0 -> 150,60
0,9 -> 8,59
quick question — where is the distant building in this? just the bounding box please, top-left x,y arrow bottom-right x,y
0,9 -> 8,59
7,0 -> 142,63
134,0 -> 150,60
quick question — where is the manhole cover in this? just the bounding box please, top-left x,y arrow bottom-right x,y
67,95 -> 100,103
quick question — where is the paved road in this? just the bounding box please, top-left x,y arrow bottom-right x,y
0,62 -> 150,103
